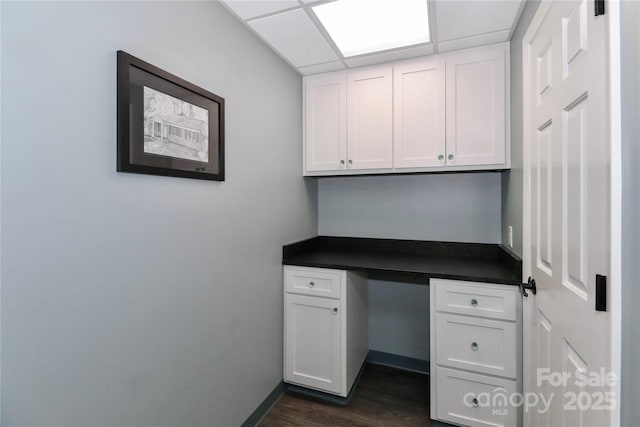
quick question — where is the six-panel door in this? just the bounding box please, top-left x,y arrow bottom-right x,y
285,294 -> 343,395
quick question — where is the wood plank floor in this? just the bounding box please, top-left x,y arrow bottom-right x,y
260,364 -> 432,426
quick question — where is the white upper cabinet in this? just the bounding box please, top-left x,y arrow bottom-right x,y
302,42 -> 509,176
445,44 -> 507,167
393,58 -> 446,169
304,73 -> 347,172
347,67 -> 393,170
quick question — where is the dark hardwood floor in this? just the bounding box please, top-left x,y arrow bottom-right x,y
260,364 -> 432,426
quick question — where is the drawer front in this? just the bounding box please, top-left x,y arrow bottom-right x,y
434,279 -> 517,321
436,313 -> 517,378
436,367 -> 517,427
285,267 -> 343,299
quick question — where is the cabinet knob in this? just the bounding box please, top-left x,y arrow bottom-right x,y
471,342 -> 479,351
438,154 -> 444,162
448,154 -> 455,161
340,160 -> 345,166
331,307 -> 338,315
471,298 -> 478,307
308,281 -> 315,287
348,159 -> 353,166
472,398 -> 479,408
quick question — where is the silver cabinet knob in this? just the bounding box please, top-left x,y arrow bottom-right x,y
308,281 -> 315,288
340,160 -> 345,165
471,299 -> 478,307
471,342 -> 479,351
472,398 -> 479,408
438,154 -> 445,162
331,307 -> 338,315
348,159 -> 353,165
448,154 -> 455,161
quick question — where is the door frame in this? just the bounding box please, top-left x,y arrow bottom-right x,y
521,1 -> 622,426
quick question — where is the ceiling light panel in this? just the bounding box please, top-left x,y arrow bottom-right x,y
312,0 -> 430,58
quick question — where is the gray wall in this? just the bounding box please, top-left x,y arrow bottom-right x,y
318,173 -> 502,360
620,1 -> 640,423
0,2 -> 316,426
501,0 -> 540,256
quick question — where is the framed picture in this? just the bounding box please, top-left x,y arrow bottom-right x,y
117,51 -> 225,181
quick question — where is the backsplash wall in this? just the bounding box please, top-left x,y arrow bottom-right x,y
317,172 -> 502,361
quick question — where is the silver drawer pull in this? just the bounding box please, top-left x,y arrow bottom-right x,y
331,307 -> 338,315
471,298 -> 478,307
471,342 -> 479,351
308,281 -> 315,287
472,398 -> 479,408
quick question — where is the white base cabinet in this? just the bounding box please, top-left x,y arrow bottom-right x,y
284,266 -> 368,397
430,279 -> 522,427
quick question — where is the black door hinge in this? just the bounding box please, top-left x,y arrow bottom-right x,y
521,277 -> 537,297
595,0 -> 605,16
596,274 -> 607,311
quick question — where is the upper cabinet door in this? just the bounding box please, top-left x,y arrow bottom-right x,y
393,58 -> 446,169
445,44 -> 507,167
347,67 -> 393,170
304,73 -> 347,173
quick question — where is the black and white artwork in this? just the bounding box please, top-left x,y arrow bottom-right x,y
117,50 -> 225,181
143,86 -> 209,163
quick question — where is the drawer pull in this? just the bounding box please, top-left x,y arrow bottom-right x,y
470,298 -> 478,307
331,307 -> 338,315
472,398 -> 479,408
471,342 -> 479,351
308,281 -> 315,287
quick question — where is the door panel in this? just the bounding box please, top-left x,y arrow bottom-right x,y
525,1 -> 611,426
347,67 -> 393,170
285,294 -> 343,395
393,59 -> 446,168
305,73 -> 347,172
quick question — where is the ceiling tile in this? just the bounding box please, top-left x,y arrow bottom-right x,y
435,0 -> 523,42
299,61 -> 345,75
221,0 -> 299,21
249,9 -> 340,67
345,44 -> 434,68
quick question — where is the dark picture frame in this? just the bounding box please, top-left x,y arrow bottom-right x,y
117,51 -> 225,181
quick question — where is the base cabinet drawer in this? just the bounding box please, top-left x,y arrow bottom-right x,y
434,279 -> 517,321
435,313 -> 517,378
436,367 -> 517,427
285,267 -> 343,299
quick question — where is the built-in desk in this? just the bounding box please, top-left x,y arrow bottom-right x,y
282,236 -> 524,427
283,236 -> 522,285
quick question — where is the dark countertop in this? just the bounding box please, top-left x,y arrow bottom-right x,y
283,236 -> 522,286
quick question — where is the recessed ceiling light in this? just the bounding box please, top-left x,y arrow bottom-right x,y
312,0 -> 430,57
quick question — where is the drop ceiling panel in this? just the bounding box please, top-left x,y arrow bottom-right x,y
222,0 -> 299,20
249,9 -> 340,67
435,0 -> 522,42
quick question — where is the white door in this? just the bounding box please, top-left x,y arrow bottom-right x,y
284,294 -> 343,395
304,73 -> 347,173
393,58 -> 446,169
347,66 -> 393,170
446,44 -> 506,167
524,1 -> 613,426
